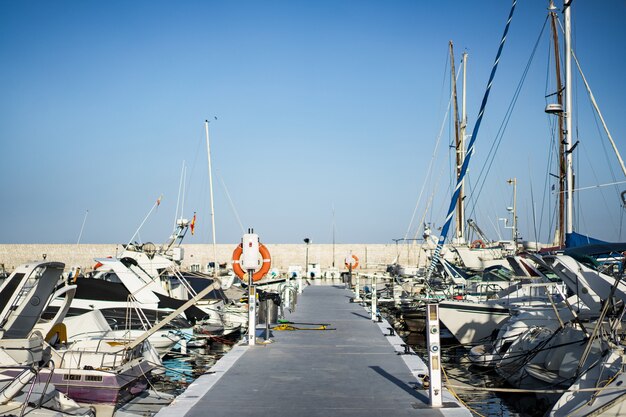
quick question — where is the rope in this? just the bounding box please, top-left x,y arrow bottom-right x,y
441,365 -> 486,417
467,15 -> 549,225
271,324 -> 336,331
445,383 -> 625,394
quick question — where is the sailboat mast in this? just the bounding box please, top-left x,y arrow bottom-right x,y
332,204 -> 336,268
564,0 -> 574,236
460,51 -> 468,242
549,5 -> 566,247
449,41 -> 464,243
205,120 -> 218,277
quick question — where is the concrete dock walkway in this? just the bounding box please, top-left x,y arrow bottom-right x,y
156,285 -> 471,417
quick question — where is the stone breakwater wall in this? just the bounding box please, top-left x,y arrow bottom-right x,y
0,243 -> 427,273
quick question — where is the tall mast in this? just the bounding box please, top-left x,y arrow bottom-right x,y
564,0 -> 574,236
332,204 -> 336,268
549,3 -> 566,247
460,51 -> 468,243
205,120 -> 218,277
449,41 -> 464,244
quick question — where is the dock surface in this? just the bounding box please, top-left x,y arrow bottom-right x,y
156,285 -> 471,417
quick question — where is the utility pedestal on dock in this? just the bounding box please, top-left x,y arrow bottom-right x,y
354,273 -> 361,302
371,274 -> 378,321
242,232 -> 258,346
426,303 -> 442,407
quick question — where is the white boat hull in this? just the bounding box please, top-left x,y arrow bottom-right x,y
438,300 -> 511,345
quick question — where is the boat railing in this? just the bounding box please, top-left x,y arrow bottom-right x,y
35,359 -> 55,409
467,283 -> 506,302
126,294 -> 152,332
501,281 -> 567,306
167,266 -> 198,299
56,339 -> 133,369
17,358 -> 54,417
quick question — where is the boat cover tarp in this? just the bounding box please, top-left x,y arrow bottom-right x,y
565,232 -> 608,248
440,258 -> 472,285
564,242 -> 626,258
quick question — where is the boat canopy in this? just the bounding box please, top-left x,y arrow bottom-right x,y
565,232 -> 608,248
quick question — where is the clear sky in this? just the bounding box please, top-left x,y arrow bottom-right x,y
1,1 -> 625,245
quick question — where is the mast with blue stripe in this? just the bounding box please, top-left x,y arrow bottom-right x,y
426,0 -> 517,279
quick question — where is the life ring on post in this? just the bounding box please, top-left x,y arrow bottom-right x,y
470,240 -> 486,249
345,254 -> 359,270
231,243 -> 272,282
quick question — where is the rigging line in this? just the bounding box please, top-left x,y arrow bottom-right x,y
76,209 -> 89,246
412,162 -> 447,242
181,164 -> 187,221
174,161 -> 185,223
216,170 -> 245,234
563,180 -> 626,194
404,65 -> 461,240
127,198 -> 161,246
563,22 -> 624,233
405,58 -> 460,240
469,16 -> 548,220
590,105 -> 620,190
470,15 -> 549,218
427,0 -> 517,278
579,138 -> 620,235
535,96 -> 560,245
182,125 -> 207,217
570,48 -> 626,177
617,206 -> 624,242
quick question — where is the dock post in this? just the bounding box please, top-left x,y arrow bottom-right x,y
354,273 -> 361,302
264,299 -> 270,342
241,230 -> 260,346
371,274 -> 377,321
426,303 -> 442,407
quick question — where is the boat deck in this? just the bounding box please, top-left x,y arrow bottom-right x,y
156,285 -> 471,417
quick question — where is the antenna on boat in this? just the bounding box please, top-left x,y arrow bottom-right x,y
174,161 -> 186,227
161,161 -> 191,253
205,119 -> 219,277
76,209 -> 89,246
332,204 -> 336,268
127,195 -> 162,247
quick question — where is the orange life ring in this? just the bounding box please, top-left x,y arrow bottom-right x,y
231,243 -> 271,282
470,240 -> 486,249
345,254 -> 359,270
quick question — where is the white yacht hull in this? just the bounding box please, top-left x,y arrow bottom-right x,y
438,300 -> 511,345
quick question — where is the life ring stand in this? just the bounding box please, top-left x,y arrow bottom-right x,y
470,240 -> 486,249
345,254 -> 359,270
231,243 -> 272,282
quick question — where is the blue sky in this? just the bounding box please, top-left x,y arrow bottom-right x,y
1,1 -> 625,245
